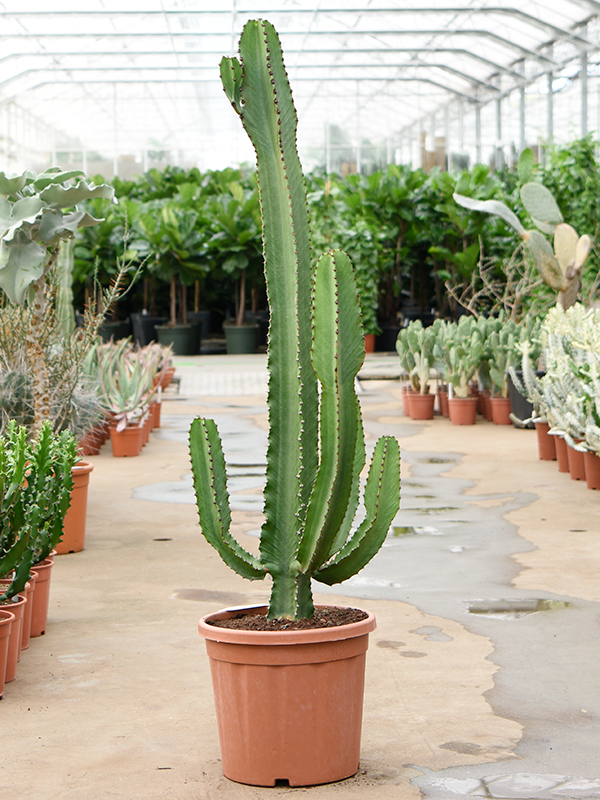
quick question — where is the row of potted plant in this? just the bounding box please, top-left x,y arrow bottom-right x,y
396,314 -> 542,425
512,303 -> 600,490
81,340 -> 174,458
0,421 -> 79,696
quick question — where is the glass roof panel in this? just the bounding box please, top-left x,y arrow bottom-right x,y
0,0 -> 599,174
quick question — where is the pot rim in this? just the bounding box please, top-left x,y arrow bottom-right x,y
199,603 -> 376,645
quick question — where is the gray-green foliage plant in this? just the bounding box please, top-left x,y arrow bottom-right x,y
0,168 -> 116,435
454,149 -> 591,311
396,320 -> 436,394
189,20 -> 401,621
0,420 -> 77,601
434,316 -> 485,398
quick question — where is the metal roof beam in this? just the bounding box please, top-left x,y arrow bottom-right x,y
0,48 -> 521,78
0,29 -> 560,66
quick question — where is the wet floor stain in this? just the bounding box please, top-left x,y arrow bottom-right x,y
467,599 -> 573,619
429,773 -> 600,799
392,525 -> 444,537
411,625 -> 454,642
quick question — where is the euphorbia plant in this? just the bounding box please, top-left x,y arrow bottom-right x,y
0,420 -> 77,602
189,20 -> 400,621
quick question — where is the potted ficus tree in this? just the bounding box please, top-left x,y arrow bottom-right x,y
189,20 -> 400,788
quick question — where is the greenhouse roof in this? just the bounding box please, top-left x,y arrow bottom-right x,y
1,1 -> 600,173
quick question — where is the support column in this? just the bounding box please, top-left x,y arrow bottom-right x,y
475,104 -> 481,164
355,80 -> 361,174
547,71 -> 554,144
581,39 -> 588,137
519,85 -> 526,153
495,96 -> 503,170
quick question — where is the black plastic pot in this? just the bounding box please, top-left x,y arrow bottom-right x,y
130,313 -> 167,347
156,323 -> 201,355
507,370 -> 544,429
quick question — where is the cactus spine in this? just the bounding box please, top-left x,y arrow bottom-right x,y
189,20 -> 400,620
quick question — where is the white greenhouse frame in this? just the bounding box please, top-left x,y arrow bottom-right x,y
1,1 -> 600,177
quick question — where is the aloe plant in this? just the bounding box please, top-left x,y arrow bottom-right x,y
454,149 -> 591,311
189,20 -> 400,621
0,420 -> 77,601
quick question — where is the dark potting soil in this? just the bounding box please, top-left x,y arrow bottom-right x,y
207,606 -> 368,631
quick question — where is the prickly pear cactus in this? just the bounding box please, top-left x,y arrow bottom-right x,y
189,20 -> 400,620
453,148 -> 591,310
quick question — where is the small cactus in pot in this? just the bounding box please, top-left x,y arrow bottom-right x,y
189,20 -> 400,621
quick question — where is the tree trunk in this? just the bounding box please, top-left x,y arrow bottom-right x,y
170,276 -> 177,326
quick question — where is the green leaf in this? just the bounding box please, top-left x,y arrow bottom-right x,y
220,56 -> 243,115
453,193 -> 526,236
0,196 -> 44,240
0,170 -> 32,196
32,169 -> 85,190
39,180 -> 115,208
0,231 -> 45,304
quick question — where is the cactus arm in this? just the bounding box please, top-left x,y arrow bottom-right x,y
314,435 -> 400,586
189,417 -> 265,580
523,230 -> 567,291
224,20 -> 318,616
520,183 -> 563,234
297,249 -> 365,574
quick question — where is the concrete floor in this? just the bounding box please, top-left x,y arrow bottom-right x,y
2,354 -> 599,799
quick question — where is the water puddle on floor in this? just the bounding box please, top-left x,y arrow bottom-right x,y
429,773 -> 600,799
392,525 -> 444,537
467,599 -> 573,619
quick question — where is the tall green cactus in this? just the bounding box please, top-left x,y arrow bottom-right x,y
189,20 -> 400,620
453,149 -> 591,310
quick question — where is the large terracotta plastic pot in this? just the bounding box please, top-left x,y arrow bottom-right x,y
199,605 -> 376,787
535,422 -> 556,461
584,450 -> 600,490
1,593 -> 26,682
110,424 -> 142,457
554,435 -> 570,473
490,396 -> 512,425
448,396 -> 477,425
56,461 -> 94,555
364,333 -> 375,353
30,557 -> 54,638
0,610 -> 14,698
567,441 -> 586,481
408,391 -> 435,420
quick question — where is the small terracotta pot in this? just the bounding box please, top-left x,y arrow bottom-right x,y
481,391 -> 493,422
437,389 -> 449,417
408,391 -> 435,420
21,572 -> 37,649
401,385 -> 412,416
110,424 -> 142,457
160,366 -> 176,389
150,400 -> 162,429
490,396 -> 512,425
77,429 -> 101,456
554,436 -> 570,473
199,605 -> 376,787
0,610 -> 14,698
567,441 -> 586,481
30,556 -> 54,638
364,333 -> 375,353
535,422 -> 556,461
584,451 -> 600,490
448,396 -> 477,425
1,593 -> 26,681
56,461 -> 94,555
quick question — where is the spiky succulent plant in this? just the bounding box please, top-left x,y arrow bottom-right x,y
189,20 -> 400,621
